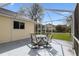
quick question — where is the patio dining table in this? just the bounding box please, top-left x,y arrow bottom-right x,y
36,34 -> 49,46
36,34 -> 47,40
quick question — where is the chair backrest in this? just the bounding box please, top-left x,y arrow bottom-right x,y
31,34 -> 37,43
45,34 -> 52,43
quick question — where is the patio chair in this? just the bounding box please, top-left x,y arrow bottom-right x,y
46,33 -> 53,42
40,33 -> 52,48
43,36 -> 52,48
31,34 -> 39,48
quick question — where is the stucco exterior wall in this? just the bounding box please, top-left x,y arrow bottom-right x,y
0,15 -> 35,44
12,20 -> 35,41
0,15 -> 11,43
25,21 -> 35,37
11,20 -> 26,41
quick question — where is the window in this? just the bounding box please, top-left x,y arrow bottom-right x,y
13,21 -> 25,29
14,21 -> 19,29
20,22 -> 25,29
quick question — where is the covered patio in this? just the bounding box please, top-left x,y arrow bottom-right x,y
0,38 -> 76,56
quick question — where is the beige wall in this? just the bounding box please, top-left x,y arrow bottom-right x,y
0,15 -> 11,43
12,20 -> 35,41
12,20 -> 26,41
25,21 -> 35,37
0,15 -> 35,44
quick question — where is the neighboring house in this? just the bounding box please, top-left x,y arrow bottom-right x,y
46,24 -> 56,33
0,8 -> 35,44
35,23 -> 55,34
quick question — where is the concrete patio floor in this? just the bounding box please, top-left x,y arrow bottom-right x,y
0,38 -> 76,56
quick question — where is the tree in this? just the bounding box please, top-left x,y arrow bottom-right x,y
27,3 -> 44,22
18,3 -> 44,22
28,3 -> 44,34
56,25 -> 68,32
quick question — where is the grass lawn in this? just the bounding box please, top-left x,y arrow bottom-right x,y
49,33 -> 72,41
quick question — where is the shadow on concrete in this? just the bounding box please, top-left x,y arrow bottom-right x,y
28,47 -> 57,56
28,49 -> 41,56
46,48 -> 57,56
0,38 -> 31,54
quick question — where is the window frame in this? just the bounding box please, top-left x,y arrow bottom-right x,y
13,21 -> 25,29
13,21 -> 19,29
19,22 -> 25,29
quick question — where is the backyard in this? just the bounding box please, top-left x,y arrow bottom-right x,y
49,33 -> 72,41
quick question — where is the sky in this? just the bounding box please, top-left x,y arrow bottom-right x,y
2,3 -> 76,25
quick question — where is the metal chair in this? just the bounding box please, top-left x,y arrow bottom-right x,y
31,33 -> 39,48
